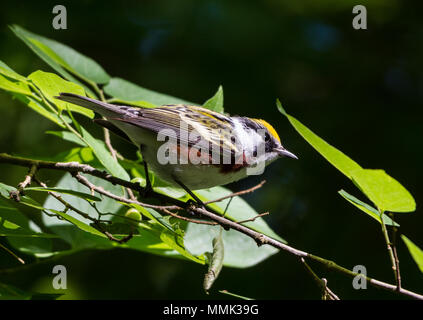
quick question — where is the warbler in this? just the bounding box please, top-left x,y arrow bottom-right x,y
56,93 -> 297,192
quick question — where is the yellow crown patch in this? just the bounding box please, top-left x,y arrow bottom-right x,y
253,119 -> 281,143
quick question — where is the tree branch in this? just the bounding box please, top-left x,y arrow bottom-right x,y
1,152 -> 422,300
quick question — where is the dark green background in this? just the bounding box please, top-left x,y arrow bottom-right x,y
0,0 -> 422,299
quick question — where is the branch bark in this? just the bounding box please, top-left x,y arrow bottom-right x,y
1,152 -> 422,300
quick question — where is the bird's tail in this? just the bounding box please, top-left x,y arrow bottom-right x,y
55,93 -> 122,117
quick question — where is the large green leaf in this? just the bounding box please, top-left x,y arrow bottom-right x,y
28,70 -> 94,118
277,100 -> 362,179
401,235 -> 423,274
10,25 -> 110,85
351,169 -> 416,213
203,85 -> 224,113
338,190 -> 399,226
103,77 -> 192,106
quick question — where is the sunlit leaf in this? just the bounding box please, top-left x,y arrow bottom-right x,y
0,61 -> 28,83
0,72 -> 31,96
203,85 -> 224,113
28,70 -> 94,118
351,169 -> 416,213
338,190 -> 399,226
402,235 -> 423,274
277,99 -> 362,179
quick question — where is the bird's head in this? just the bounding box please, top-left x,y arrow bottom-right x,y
249,118 -> 298,162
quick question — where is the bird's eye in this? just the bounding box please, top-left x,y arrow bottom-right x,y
264,132 -> 270,141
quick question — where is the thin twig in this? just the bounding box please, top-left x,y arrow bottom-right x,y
379,209 -> 397,285
103,122 -> 117,161
205,180 -> 266,205
162,209 -> 218,226
236,212 -> 269,225
300,257 -> 339,300
0,242 -> 25,265
389,213 -> 401,290
9,164 -> 37,201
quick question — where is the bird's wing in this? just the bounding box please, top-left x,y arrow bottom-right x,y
128,105 -> 240,157
56,93 -> 239,157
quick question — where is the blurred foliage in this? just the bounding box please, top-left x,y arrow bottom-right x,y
0,0 -> 422,299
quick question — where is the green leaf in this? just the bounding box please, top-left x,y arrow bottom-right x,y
0,72 -> 31,96
103,77 -> 193,106
10,25 -> 110,85
0,62 -> 28,83
14,94 -> 65,127
184,224 -> 278,268
401,235 -> 423,274
10,25 -> 97,97
42,173 -> 123,229
184,186 -> 285,268
107,98 -> 156,109
204,229 -> 225,293
46,130 -> 87,147
25,187 -> 102,202
277,99 -> 362,179
28,70 -> 94,118
351,169 -> 416,213
338,190 -> 399,226
0,60 -> 14,71
7,236 -> 55,257
47,209 -> 106,238
0,198 -> 38,230
159,229 -> 205,264
78,125 -> 130,180
51,147 -> 97,164
203,85 -> 224,113
0,183 -> 44,211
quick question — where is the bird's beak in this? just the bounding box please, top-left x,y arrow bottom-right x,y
275,147 -> 298,160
